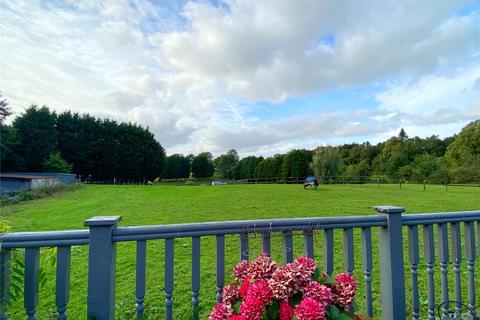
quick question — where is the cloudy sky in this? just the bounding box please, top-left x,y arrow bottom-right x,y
1,1 -> 479,156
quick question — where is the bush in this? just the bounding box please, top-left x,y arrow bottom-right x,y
0,183 -> 81,206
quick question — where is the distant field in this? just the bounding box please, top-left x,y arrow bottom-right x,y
1,184 -> 479,319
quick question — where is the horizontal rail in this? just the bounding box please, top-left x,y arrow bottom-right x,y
401,210 -> 480,224
111,215 -> 388,242
0,230 -> 89,249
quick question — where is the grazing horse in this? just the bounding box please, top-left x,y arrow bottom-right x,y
304,177 -> 319,190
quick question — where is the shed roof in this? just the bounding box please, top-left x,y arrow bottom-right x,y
0,174 -> 56,180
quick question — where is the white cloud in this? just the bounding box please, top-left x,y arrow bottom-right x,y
0,0 -> 478,157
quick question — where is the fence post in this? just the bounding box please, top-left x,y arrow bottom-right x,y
374,205 -> 406,320
85,216 -> 121,320
0,249 -> 11,320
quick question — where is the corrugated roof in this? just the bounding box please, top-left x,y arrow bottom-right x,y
0,174 -> 58,179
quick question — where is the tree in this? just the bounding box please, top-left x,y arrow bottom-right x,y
43,152 -> 72,173
398,128 -> 408,141
191,152 -> 214,178
445,120 -> 480,168
214,149 -> 239,178
310,146 -> 342,183
162,154 -> 191,179
13,105 -> 57,171
255,155 -> 284,178
281,149 -> 313,177
412,154 -> 440,182
234,156 -> 264,179
0,93 -> 12,125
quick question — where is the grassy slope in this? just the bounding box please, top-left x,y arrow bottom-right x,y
1,184 -> 479,319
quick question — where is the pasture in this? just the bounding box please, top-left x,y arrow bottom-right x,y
1,184 -> 479,319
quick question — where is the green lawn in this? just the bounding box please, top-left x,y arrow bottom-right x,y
1,184 -> 479,319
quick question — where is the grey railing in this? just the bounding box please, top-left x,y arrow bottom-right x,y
0,206 -> 479,320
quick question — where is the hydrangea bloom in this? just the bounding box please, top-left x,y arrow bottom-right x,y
208,302 -> 233,320
239,276 -> 252,298
246,279 -> 273,304
278,300 -> 294,320
222,284 -> 240,306
233,260 -> 251,282
302,281 -> 332,306
239,294 -> 265,320
248,252 -> 277,280
333,273 -> 357,309
294,297 -> 326,320
268,265 -> 297,299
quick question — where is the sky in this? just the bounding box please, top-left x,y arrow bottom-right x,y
0,0 -> 479,157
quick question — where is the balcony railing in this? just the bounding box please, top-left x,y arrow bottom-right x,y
0,206 -> 479,320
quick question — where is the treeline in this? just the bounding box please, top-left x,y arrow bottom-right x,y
1,104 -> 165,182
168,122 -> 480,184
1,97 -> 479,184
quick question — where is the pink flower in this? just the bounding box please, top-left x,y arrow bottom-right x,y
239,294 -> 265,320
222,284 -> 240,306
239,276 -> 252,298
208,302 -> 233,320
293,256 -> 317,275
332,273 -> 357,309
294,297 -> 326,320
302,281 -> 332,306
229,316 -> 246,320
233,260 -> 251,282
246,279 -> 273,304
268,265 -> 297,299
278,300 -> 294,320
248,252 -> 277,280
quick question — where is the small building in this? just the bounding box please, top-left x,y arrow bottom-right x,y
0,173 -> 75,195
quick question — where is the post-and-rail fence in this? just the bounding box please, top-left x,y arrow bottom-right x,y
0,206 -> 479,320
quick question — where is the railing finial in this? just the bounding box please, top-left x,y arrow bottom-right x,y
374,205 -> 405,214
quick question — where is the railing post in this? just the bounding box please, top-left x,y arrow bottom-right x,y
375,205 -> 406,320
0,249 -> 11,320
85,216 -> 121,320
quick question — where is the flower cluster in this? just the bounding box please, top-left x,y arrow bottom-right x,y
208,253 -> 360,320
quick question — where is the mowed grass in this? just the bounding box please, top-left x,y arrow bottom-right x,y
1,184 -> 479,319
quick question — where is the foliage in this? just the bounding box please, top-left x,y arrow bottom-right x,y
13,105 -> 57,171
1,183 -> 81,206
191,152 -> 215,178
42,152 -> 72,173
281,149 -> 313,178
311,147 -> 343,183
162,154 -> 191,179
255,155 -> 284,179
229,156 -> 264,179
0,93 -> 12,125
214,149 -> 240,178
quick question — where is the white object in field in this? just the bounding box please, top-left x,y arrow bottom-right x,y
212,181 -> 227,186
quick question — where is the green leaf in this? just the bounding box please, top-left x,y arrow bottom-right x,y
289,293 -> 302,307
265,301 -> 279,319
233,301 -> 241,314
326,305 -> 340,319
350,301 -> 358,312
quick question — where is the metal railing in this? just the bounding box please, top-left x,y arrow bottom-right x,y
0,206 -> 479,320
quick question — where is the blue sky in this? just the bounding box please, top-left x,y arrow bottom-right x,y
1,0 -> 479,156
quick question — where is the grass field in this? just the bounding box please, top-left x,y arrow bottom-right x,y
1,184 -> 479,319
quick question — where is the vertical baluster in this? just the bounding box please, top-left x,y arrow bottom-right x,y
216,235 -> 225,303
24,248 -> 39,320
323,229 -> 334,276
240,233 -> 249,261
303,230 -> 314,259
0,249 -> 11,320
361,227 -> 373,318
191,237 -> 200,320
464,221 -> 476,318
477,221 -> 479,255
262,232 -> 271,256
407,225 -> 419,320
437,223 -> 449,318
450,223 -> 462,316
283,231 -> 293,264
343,228 -> 354,274
56,246 -> 71,320
136,241 -> 146,319
164,238 -> 174,320
423,224 -> 435,320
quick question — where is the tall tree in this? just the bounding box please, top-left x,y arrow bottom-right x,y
0,93 -> 12,125
310,146 -> 342,183
214,149 -> 239,178
191,152 -> 214,178
13,105 -> 57,171
281,149 -> 313,177
162,154 -> 191,179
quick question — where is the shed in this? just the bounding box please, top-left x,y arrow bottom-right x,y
0,174 -> 60,195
